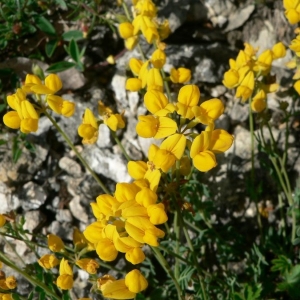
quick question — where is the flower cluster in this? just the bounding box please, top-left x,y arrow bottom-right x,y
84,183 -> 167,264
285,28 -> 300,95
77,101 -> 125,144
222,42 -> 286,112
118,0 -> 171,50
134,85 -> 233,173
3,74 -> 75,133
0,263 -> 17,300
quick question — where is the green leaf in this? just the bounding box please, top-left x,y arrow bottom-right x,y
45,39 -> 58,58
292,238 -> 300,245
69,39 -> 80,63
0,140 -> 7,146
12,138 -> 22,163
0,103 -> 6,113
12,293 -> 21,300
55,0 -> 67,9
62,30 -> 83,41
46,61 -> 76,73
35,16 -> 56,36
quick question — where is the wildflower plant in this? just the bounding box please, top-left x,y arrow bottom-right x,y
1,0 -> 300,299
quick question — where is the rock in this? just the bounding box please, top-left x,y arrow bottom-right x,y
23,210 -> 45,233
158,0 -> 191,31
69,195 -> 89,224
59,156 -> 82,178
0,182 -> 15,214
47,220 -> 73,241
97,124 -> 113,148
21,182 -> 47,211
82,146 -> 131,183
227,101 -> 249,123
224,5 -> 255,32
56,209 -> 73,223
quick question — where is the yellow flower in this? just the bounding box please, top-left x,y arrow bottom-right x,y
125,216 -> 165,246
125,269 -> 148,293
190,129 -> 233,172
222,69 -> 239,89
96,225 -> 118,261
38,254 -> 59,269
128,161 -> 148,179
272,42 -> 286,59
125,36 -> 139,50
254,49 -> 273,74
98,101 -> 125,131
22,74 -> 42,93
146,68 -> 163,91
290,35 -> 300,57
251,90 -> 267,112
83,221 -> 106,244
153,134 -> 187,172
0,215 -> 6,227
158,20 -> 171,40
135,0 -> 157,18
0,294 -> 13,300
144,90 -> 176,116
31,74 -> 62,95
129,58 -> 143,76
176,85 -> 200,119
47,95 -> 75,117
76,259 -> 99,274
284,0 -> 300,24
136,115 -> 177,139
3,100 -> 39,133
5,276 -> 17,289
190,131 -> 217,172
101,279 -> 136,299
56,259 -> 73,290
78,108 -> 98,144
235,70 -> 254,102
126,78 -> 142,91
151,49 -> 166,69
192,98 -> 224,126
47,234 -> 65,252
170,67 -> 191,83
119,22 -> 134,39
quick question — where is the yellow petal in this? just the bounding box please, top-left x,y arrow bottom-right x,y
193,151 -> 217,172
3,111 -> 21,129
125,269 -> 148,293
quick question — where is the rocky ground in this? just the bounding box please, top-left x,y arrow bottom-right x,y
0,0 -> 299,298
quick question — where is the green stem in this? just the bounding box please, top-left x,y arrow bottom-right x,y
111,131 -> 131,161
161,69 -> 172,101
151,246 -> 183,300
175,205 -> 208,300
0,252 -> 61,300
248,99 -> 263,240
44,111 -> 110,194
264,123 -> 296,242
122,1 -> 132,22
158,245 -> 191,265
173,209 -> 180,282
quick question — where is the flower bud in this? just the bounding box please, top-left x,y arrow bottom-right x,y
47,234 -> 65,252
38,254 -> 59,269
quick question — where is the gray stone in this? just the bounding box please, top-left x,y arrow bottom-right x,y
21,182 -> 47,211
69,195 -> 89,224
23,210 -> 44,232
59,156 -> 82,178
97,124 -> 113,148
82,146 -> 131,183
56,209 -> 73,223
47,220 -> 73,241
224,5 -> 255,32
